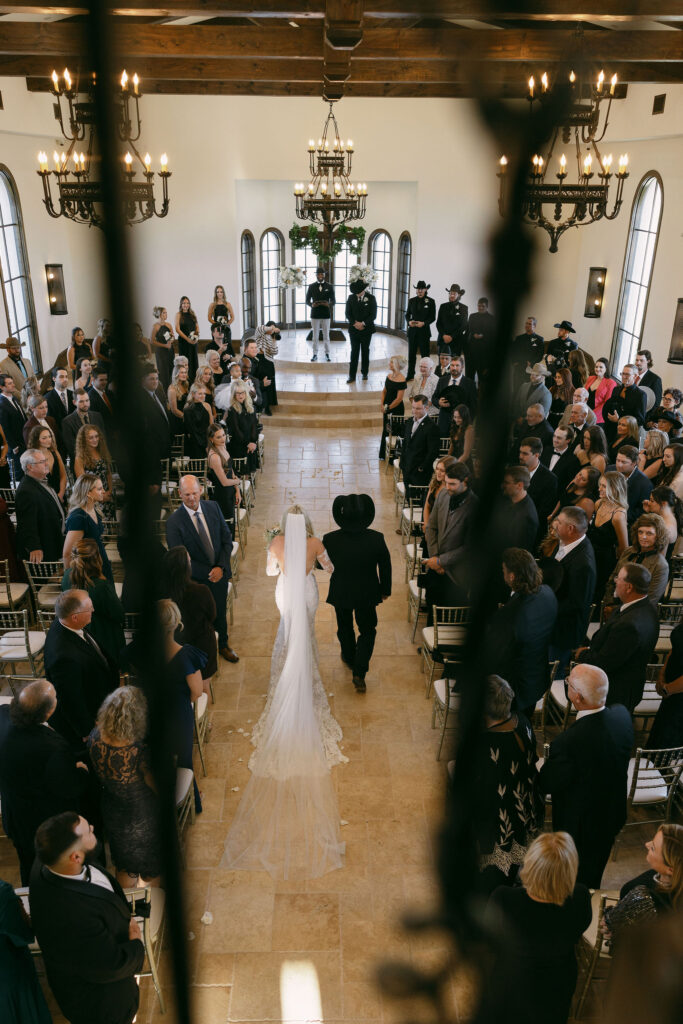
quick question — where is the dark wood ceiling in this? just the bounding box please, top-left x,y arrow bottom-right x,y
1,1 -> 682,98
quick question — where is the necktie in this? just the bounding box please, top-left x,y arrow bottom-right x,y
100,390 -> 113,413
83,630 -> 107,665
194,510 -> 215,562
635,375 -> 641,386
13,398 -> 26,421
16,359 -> 27,379
60,390 -> 68,410
82,413 -> 89,424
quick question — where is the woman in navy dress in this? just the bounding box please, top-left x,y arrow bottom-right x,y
0,878 -> 52,1024
63,472 -> 113,582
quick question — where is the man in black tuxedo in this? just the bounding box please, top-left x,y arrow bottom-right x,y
30,811 -> 145,1024
46,365 -> 75,449
486,548 -> 558,717
436,283 -> 468,358
511,402 -> 554,459
323,493 -> 391,692
0,679 -> 87,883
306,267 -> 335,362
432,355 -> 478,436
519,436 -> 558,543
0,371 -> 27,480
399,395 -> 440,496
14,448 -> 65,562
634,349 -> 662,408
546,319 -> 578,364
44,590 -> 119,749
423,462 -> 478,611
615,445 -> 653,525
244,338 -> 276,415
61,388 -> 105,463
494,466 -> 539,555
467,296 -> 496,382
405,280 -> 436,381
545,506 -> 597,673
542,424 -> 580,495
509,315 -> 544,389
539,664 -> 633,887
576,562 -> 660,712
345,280 -> 377,383
602,363 -> 647,446
165,474 -> 238,662
87,364 -> 116,440
138,364 -> 171,500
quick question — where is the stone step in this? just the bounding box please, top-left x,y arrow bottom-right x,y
276,355 -> 391,373
271,410 -> 383,429
277,392 -> 381,415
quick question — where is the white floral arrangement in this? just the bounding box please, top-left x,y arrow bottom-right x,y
349,264 -> 378,287
279,265 -> 306,289
189,331 -> 199,341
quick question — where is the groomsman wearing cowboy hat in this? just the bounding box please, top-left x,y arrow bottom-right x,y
436,284 -> 469,363
405,281 -> 436,382
546,320 -> 578,364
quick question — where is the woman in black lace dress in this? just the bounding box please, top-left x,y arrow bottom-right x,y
87,686 -> 162,886
378,356 -> 406,459
150,305 -> 176,391
175,295 -> 199,380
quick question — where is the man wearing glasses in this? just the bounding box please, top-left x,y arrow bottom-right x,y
14,448 -> 65,563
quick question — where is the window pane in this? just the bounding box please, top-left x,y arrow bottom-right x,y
260,230 -> 284,324
293,247 -> 319,323
0,169 -> 39,366
395,233 -> 411,330
370,231 -> 392,329
5,223 -> 21,279
334,243 -> 359,314
240,232 -> 256,332
612,175 -> 662,365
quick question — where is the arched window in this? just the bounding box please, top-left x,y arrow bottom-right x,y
333,242 -> 360,319
240,231 -> 256,333
369,229 -> 392,329
612,173 -> 663,369
292,244 -> 320,325
0,166 -> 39,367
259,228 -> 285,324
395,231 -> 412,331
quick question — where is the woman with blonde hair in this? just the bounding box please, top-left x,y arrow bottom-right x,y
226,383 -> 259,472
638,428 -> 668,479
92,317 -> 113,365
62,537 -> 124,661
379,355 -> 406,459
608,413 -> 640,464
63,472 -> 112,580
588,470 -> 629,602
28,424 -> 66,503
87,686 -> 162,887
168,356 -> 190,423
194,362 -> 216,410
74,423 -> 114,519
150,305 -> 175,391
183,382 -> 214,459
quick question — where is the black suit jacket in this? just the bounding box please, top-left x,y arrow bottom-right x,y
165,499 -> 233,585
305,281 -> 335,319
139,387 -> 171,484
493,494 -> 539,555
0,391 -> 27,453
546,536 -> 597,650
400,415 -> 440,488
29,861 -> 145,1024
46,386 -> 75,438
432,373 -> 478,434
436,300 -> 469,349
527,462 -> 559,537
486,585 -> 558,709
602,385 -> 647,442
635,369 -> 662,409
345,292 -> 377,334
577,597 -> 660,711
14,474 -> 65,561
61,409 -> 106,462
626,467 -> 653,526
541,445 -> 581,496
323,527 -> 391,609
86,386 -> 115,436
44,620 -> 119,748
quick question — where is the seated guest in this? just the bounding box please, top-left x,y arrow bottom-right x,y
550,465 -> 600,523
568,348 -> 590,389
433,355 -> 477,436
486,549 -> 558,718
643,486 -> 683,558
602,363 -> 647,447
638,428 -> 668,480
14,447 -> 65,563
541,424 -> 580,494
585,355 -> 617,423
434,350 -> 451,379
206,421 -> 242,527
494,466 -> 539,554
576,563 -> 660,712
29,811 -> 145,1024
405,356 -> 439,412
558,389 -> 596,431
543,506 -> 596,672
73,355 -> 93,393
87,687 -> 162,888
515,362 -> 551,419
244,337 -> 277,415
422,455 -> 455,530
484,831 -> 591,1024
647,387 -> 683,439
74,422 -> 115,520
61,387 -> 105,463
447,403 -> 475,463
615,444 -> 654,525
588,471 -> 629,602
63,472 -> 112,581
44,589 -> 119,749
648,620 -> 683,750
240,355 -> 264,412
562,400 -> 593,451
183,383 -> 213,460
633,348 -> 663,408
0,875 -> 52,1023
0,679 -> 87,884
512,402 -> 554,458
656,443 -> 683,499
548,366 -> 575,428
575,423 -> 608,475
206,348 -> 224,391
539,663 -> 633,887
422,462 -> 478,609
195,363 -> 216,412
518,436 -> 558,542
66,327 -> 94,380
160,545 -> 218,691
62,538 -> 125,663
22,393 -> 58,450
225,382 -> 259,473
28,423 -> 66,503
602,513 -> 670,611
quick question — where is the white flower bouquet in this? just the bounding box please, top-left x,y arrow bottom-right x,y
279,265 -> 306,289
349,264 -> 379,287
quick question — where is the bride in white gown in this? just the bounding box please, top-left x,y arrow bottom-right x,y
221,506 -> 347,879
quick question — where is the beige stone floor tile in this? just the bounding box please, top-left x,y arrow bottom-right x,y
271,893 -> 341,951
231,951 -> 343,1020
203,871 -> 276,952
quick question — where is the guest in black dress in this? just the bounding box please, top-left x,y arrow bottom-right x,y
587,470 -> 629,605
66,326 -> 94,384
160,546 -> 218,685
378,356 -> 406,459
448,403 -> 475,463
92,317 -> 113,366
0,879 -> 52,1024
207,422 -> 241,528
548,367 -> 575,429
167,357 -> 190,428
648,621 -> 683,749
183,383 -> 213,459
87,686 -> 162,886
207,284 -> 235,353
226,383 -> 259,474
150,305 -> 176,392
485,831 -> 592,1024
608,414 -> 640,464
175,295 -> 199,381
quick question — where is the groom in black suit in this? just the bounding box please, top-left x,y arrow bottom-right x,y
323,494 -> 392,693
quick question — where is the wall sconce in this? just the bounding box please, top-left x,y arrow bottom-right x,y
584,266 -> 606,318
45,264 -> 67,314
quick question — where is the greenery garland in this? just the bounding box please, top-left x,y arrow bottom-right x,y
289,222 -> 365,261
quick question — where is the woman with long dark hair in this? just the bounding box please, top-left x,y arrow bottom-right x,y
575,424 -> 608,475
585,355 -> 617,424
159,546 -> 217,687
207,284 -> 235,350
550,465 -> 600,522
28,424 -> 66,503
448,403 -> 474,462
643,486 -> 683,558
207,422 -> 241,526
175,295 -> 199,380
66,326 -> 94,382
656,444 -> 683,499
548,367 -> 575,428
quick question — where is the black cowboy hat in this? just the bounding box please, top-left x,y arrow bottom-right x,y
656,409 -> 681,426
316,267 -> 327,276
553,320 -> 576,333
332,493 -> 375,532
413,280 -> 430,290
349,280 -> 366,294
446,283 -> 465,295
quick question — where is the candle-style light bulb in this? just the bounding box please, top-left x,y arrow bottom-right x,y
143,153 -> 151,171
37,151 -> 48,172
541,72 -> 548,92
537,157 -> 544,171
528,75 -> 535,98
618,154 -> 629,174
499,155 -> 508,168
597,70 -> 604,93
132,73 -> 139,94
51,70 -> 60,93
610,73 -> 617,96
53,150 -> 60,169
559,154 -> 567,174
347,139 -> 353,149
79,152 -> 85,169
584,154 -> 593,174
308,182 -> 314,193
602,153 -> 613,173
160,153 -> 168,170
64,68 -> 72,92
569,70 -> 576,83
121,70 -> 128,91
124,152 -> 133,169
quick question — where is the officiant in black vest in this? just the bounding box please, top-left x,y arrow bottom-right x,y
305,267 -> 336,362
405,281 -> 436,382
345,281 -> 377,383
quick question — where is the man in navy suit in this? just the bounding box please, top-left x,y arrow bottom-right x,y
432,355 -> 477,436
165,475 -> 238,662
614,445 -> 653,525
519,435 -> 558,544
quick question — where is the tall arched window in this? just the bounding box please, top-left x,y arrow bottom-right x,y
395,231 -> 412,331
292,245 -> 319,324
333,243 -> 360,320
369,229 -> 392,329
259,228 -> 285,324
612,173 -> 663,369
240,230 -> 256,333
0,166 -> 39,367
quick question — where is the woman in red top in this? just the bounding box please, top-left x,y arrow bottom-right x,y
585,356 -> 617,424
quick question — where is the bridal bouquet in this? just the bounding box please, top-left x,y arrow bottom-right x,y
264,525 -> 282,547
279,265 -> 306,289
349,264 -> 378,287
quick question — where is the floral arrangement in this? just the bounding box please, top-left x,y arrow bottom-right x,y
289,222 -> 365,259
264,525 -> 282,547
349,264 -> 379,287
279,265 -> 307,289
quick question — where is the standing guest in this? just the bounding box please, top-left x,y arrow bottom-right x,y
175,295 -> 199,379
518,436 -> 558,539
656,443 -> 683,499
588,471 -> 629,601
644,486 -> 683,557
63,473 -> 112,581
432,355 -> 478,436
379,355 -> 406,460
485,831 -> 591,1024
132,322 -> 152,361
510,315 -> 544,389
87,687 -> 162,887
0,372 -> 27,480
568,348 -> 590,389
0,422 -> 8,488
195,362 -> 216,411
87,365 -> 115,441
248,336 -> 277,415
615,445 -> 654,525
399,395 -> 440,498
239,356 -> 263,412
602,513 -> 670,611
92,317 -> 113,365
495,466 -> 539,555
634,348 -> 663,408
165,475 -> 238,663
207,284 -> 235,348
576,563 -> 660,711
539,663 -> 633,887
306,266 -> 335,362
61,388 -> 105,464
29,811 -> 145,1024
207,348 -> 224,391
0,679 -> 87,884
602,363 -> 647,446
422,462 -> 478,609
544,507 -> 596,672
405,356 -> 439,412
207,422 -> 241,526
467,296 -> 496,381
139,364 -> 171,504
0,876 -> 52,1023
323,493 -> 392,693
422,455 -> 455,530
542,424 -> 580,494
66,329 -> 94,377
183,383 -> 213,460
62,538 -> 125,664
447,404 -> 475,463
345,279 -> 377,383
44,590 -> 119,749
14,448 -> 65,563
548,367 -> 575,428
73,355 -> 93,393
515,362 -> 552,419
648,620 -> 683,750
405,280 -> 436,381
22,393 -> 58,450
575,423 -> 608,475
28,424 -> 66,503
160,545 -> 218,689
0,335 -> 35,391
585,355 -> 617,422
168,356 -> 190,424
435,283 -> 468,357
74,424 -> 115,520
546,320 -> 578,364
551,465 -> 600,523
252,320 -> 281,359
608,413 -> 640,464
46,366 -> 74,446
226,383 -> 258,473
638,428 -> 668,479
150,305 -> 175,392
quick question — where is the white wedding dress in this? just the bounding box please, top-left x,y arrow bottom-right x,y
221,513 -> 346,879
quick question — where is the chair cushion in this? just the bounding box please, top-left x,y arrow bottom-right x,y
405,543 -> 418,561
238,508 -> 248,521
396,482 -> 405,497
0,630 -> 46,659
433,678 -> 459,709
0,583 -> 29,608
175,766 -> 194,806
0,696 -> 12,706
550,677 -> 569,709
231,541 -> 239,558
402,507 -> 423,524
421,626 -> 435,651
196,693 -> 208,720
408,579 -> 426,605
114,581 -> 123,598
36,585 -> 61,609
627,757 -> 668,804
633,695 -> 662,716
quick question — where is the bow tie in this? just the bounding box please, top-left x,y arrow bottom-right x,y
553,450 -> 565,456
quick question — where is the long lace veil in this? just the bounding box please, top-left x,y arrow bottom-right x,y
221,513 -> 345,878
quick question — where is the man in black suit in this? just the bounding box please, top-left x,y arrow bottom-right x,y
323,493 -> 391,693
435,283 -> 468,358
138,364 -> 171,504
0,371 -> 27,480
432,355 -> 478,436
61,388 -> 106,463
165,474 -> 238,662
545,505 -> 597,673
244,338 -> 276,415
423,462 -> 478,611
602,363 -> 647,446
486,548 -> 558,717
434,350 -> 451,379
0,679 -> 87,883
576,562 -> 660,712
614,445 -> 653,525
405,280 -> 436,381
44,590 -> 119,749
546,319 -> 578,363
509,315 -> 544,389
634,349 -> 662,409
467,296 -> 496,382
45,365 -> 75,449
539,663 -> 633,887
494,466 -> 539,555
30,811 -> 145,1024
15,448 -> 65,562
306,266 -> 335,362
399,395 -> 440,496
87,364 -> 116,439
345,280 -> 377,383
511,402 -> 554,459
519,436 -> 558,543
542,424 -> 580,495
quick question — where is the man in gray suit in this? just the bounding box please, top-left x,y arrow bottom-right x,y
515,362 -> 551,419
423,462 -> 478,615
61,389 -> 105,463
